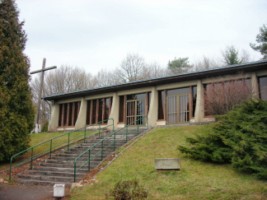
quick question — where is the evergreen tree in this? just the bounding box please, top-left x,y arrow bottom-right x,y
168,57 -> 192,74
250,24 -> 267,59
0,0 -> 34,162
179,100 -> 267,180
222,46 -> 243,65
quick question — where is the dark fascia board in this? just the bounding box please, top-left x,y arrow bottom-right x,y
43,60 -> 267,101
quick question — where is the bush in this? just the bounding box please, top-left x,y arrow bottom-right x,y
179,100 -> 267,179
108,179 -> 148,200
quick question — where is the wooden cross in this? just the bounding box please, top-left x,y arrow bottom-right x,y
30,58 -> 57,133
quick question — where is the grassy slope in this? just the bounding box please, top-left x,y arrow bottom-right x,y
71,125 -> 267,200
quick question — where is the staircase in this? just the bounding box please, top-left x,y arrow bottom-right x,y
15,127 -> 146,185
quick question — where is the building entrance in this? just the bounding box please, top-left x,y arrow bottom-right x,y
126,100 -> 145,125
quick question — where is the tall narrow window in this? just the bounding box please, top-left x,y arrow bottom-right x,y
68,103 -> 73,125
158,90 -> 165,120
86,97 -> 113,125
119,96 -> 125,123
259,76 -> 267,100
63,104 -> 68,126
58,101 -> 81,127
86,101 -> 91,125
98,99 -> 103,123
58,104 -> 63,126
92,100 -> 97,124
192,86 -> 197,117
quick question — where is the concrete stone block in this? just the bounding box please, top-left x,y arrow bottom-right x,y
53,184 -> 65,198
155,158 -> 180,170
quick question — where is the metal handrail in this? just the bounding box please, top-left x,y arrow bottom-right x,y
9,125 -> 98,181
97,118 -> 114,138
73,117 -> 145,182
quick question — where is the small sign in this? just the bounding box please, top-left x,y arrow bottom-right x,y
53,184 -> 65,197
155,158 -> 180,170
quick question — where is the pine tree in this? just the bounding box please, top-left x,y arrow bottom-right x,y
222,46 -> 243,65
168,57 -> 192,74
0,0 -> 34,162
250,24 -> 267,59
179,100 -> 267,180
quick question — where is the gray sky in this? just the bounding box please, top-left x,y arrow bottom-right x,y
17,0 -> 266,75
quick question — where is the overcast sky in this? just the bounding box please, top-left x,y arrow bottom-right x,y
16,0 -> 267,75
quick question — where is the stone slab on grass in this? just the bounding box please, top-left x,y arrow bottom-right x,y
155,158 -> 180,170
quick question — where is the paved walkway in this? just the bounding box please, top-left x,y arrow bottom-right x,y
0,183 -> 69,200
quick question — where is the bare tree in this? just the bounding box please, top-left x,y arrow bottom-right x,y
204,79 -> 252,115
118,54 -> 146,82
93,69 -> 124,87
194,56 -> 220,71
143,62 -> 169,79
30,65 -> 95,128
43,65 -> 95,95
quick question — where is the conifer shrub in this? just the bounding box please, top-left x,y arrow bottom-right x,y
0,0 -> 34,162
179,100 -> 267,179
108,179 -> 148,200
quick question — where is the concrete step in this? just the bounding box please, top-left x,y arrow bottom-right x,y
17,173 -> 76,183
33,166 -> 88,173
43,158 -> 100,165
57,148 -> 114,156
16,178 -> 72,186
38,161 -> 100,172
15,128 -> 147,185
25,169 -> 85,178
52,153 -> 110,161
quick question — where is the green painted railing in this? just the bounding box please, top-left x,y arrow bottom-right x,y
97,118 -> 114,138
73,118 -> 145,182
9,127 -> 91,181
9,118 -> 114,181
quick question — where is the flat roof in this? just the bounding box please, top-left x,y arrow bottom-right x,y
43,60 -> 267,101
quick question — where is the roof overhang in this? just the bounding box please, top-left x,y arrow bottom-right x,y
43,60 -> 267,101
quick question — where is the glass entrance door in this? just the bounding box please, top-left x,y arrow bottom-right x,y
167,94 -> 189,124
126,100 -> 145,125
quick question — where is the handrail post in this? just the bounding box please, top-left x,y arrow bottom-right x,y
49,139 -> 52,158
74,161 -> 77,182
126,125 -> 128,142
30,147 -> 33,169
112,118 -> 114,133
137,117 -> 140,134
98,123 -> 101,138
113,130 -> 116,151
9,157 -> 13,181
88,149 -> 91,171
101,140 -> 104,160
68,132 -> 70,151
84,126 -> 86,142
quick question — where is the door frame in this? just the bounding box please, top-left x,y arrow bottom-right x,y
126,99 -> 145,125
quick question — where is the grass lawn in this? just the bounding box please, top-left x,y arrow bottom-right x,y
71,125 -> 267,200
